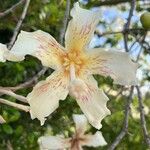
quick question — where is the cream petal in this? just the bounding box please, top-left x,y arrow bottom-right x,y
8,30 -> 66,70
38,136 -> 71,150
81,131 -> 107,147
65,2 -> 100,51
0,43 -> 9,62
73,114 -> 87,135
69,77 -> 110,129
27,71 -> 69,125
86,48 -> 138,85
0,115 -> 6,124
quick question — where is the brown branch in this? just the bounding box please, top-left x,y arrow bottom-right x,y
0,98 -> 29,112
131,31 -> 150,56
135,32 -> 147,61
59,0 -> 71,45
136,86 -> 150,147
8,0 -> 30,49
108,86 -> 134,150
87,0 -> 140,7
0,0 -> 25,18
123,0 -> 136,52
7,140 -> 14,150
95,28 -> 148,37
1,67 -> 47,91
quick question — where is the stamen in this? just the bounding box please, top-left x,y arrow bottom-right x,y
70,63 -> 76,81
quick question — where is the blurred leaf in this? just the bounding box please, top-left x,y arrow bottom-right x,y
2,124 -> 13,134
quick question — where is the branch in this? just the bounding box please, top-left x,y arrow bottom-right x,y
108,86 -> 134,150
123,0 -> 136,52
8,0 -> 30,49
131,32 -> 150,56
7,140 -> 14,150
0,89 -> 28,103
135,32 -> 147,61
136,86 -> 150,147
59,0 -> 71,45
88,0 -> 140,7
0,0 -> 25,18
95,28 -> 148,37
0,98 -> 29,112
2,67 -> 47,91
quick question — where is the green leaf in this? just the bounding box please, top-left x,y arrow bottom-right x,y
2,124 -> 13,134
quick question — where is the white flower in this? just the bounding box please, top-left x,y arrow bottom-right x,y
4,2 -> 138,129
0,43 -> 9,62
38,114 -> 107,150
0,115 -> 6,124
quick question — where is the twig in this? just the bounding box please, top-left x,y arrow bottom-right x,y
95,28 -> 148,37
87,0 -> 140,7
0,89 -> 27,103
129,35 -> 142,51
0,98 -> 29,112
132,32 -> 149,55
108,86 -> 134,150
59,0 -> 71,45
8,0 -> 30,49
7,140 -> 14,150
0,115 -> 6,124
0,0 -> 25,18
135,32 -> 147,62
123,0 -> 136,52
2,67 -> 47,91
136,86 -> 150,147
124,0 -> 136,30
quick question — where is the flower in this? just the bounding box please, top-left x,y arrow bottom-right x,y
0,43 -> 9,62
0,115 -> 6,124
38,114 -> 107,150
5,2 -> 138,129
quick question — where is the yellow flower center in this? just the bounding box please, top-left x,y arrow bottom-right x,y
61,51 -> 88,77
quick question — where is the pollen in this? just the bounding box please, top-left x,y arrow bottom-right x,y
61,51 -> 88,76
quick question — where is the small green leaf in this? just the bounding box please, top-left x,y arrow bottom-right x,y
2,124 -> 13,134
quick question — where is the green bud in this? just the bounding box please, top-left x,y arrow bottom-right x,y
140,12 -> 150,29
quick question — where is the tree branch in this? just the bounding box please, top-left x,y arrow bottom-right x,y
0,89 -> 28,103
95,28 -> 148,37
59,0 -> 71,45
135,32 -> 147,61
108,86 -> 134,150
7,140 -> 14,150
0,98 -> 29,112
8,0 -> 30,49
0,0 -> 25,18
88,0 -> 140,7
1,67 -> 47,91
136,86 -> 150,147
123,0 -> 136,52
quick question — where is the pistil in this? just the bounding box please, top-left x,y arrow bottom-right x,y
70,63 -> 76,81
